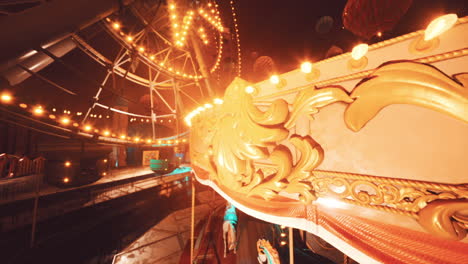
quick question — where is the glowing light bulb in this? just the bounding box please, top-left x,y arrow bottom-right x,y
112,23 -> 120,30
270,75 -> 280,84
214,98 -> 223,104
245,86 -> 255,94
204,103 -> 213,108
424,14 -> 458,41
351,44 -> 369,60
63,177 -> 70,183
126,36 -> 133,42
1,93 -> 12,103
33,106 -> 44,115
120,135 -> 126,139
300,62 -> 312,73
103,130 -> 110,136
19,103 -> 27,108
64,161 -> 71,167
377,31 -> 382,37
84,125 -> 92,131
280,241 -> 287,246
138,46 -> 145,52
60,117 -> 70,125
169,4 -> 175,10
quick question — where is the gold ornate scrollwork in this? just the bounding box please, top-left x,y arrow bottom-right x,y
285,85 -> 353,129
312,171 -> 468,220
419,199 -> 468,240
194,78 -> 350,204
191,62 -> 468,240
344,61 -> 468,132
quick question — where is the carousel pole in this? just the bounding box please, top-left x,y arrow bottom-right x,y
190,177 -> 196,263
289,227 -> 294,264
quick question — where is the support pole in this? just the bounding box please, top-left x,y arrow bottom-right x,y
289,227 -> 294,264
190,178 -> 196,263
30,173 -> 42,248
148,68 -> 156,140
82,71 -> 112,125
190,35 -> 214,97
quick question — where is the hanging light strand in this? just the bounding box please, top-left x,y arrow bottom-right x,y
230,0 -> 242,77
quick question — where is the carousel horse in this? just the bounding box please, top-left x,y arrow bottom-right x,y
223,203 -> 238,257
257,239 -> 280,264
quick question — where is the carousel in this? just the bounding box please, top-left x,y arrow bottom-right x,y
0,0 -> 467,263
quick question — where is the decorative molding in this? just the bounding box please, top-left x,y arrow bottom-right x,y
255,48 -> 468,101
345,62 -> 468,131
190,62 -> 468,240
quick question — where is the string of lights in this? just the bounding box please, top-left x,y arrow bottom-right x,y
106,17 -> 203,80
0,91 -> 187,146
105,1 -> 226,80
230,0 -> 242,77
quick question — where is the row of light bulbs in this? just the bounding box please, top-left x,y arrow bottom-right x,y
264,14 -> 460,89
167,1 -> 225,74
0,92 -> 187,145
105,18 -> 204,80
279,225 -> 287,246
230,0 -> 242,77
89,114 -> 110,119
183,14 -> 459,129
184,97 -> 223,127
169,3 -> 194,47
198,3 -> 224,32
197,27 -> 209,45
129,117 -> 174,123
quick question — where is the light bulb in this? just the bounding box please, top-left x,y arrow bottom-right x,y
351,44 -> 369,60
245,86 -> 255,94
424,14 -> 458,41
1,93 -> 12,103
300,62 -> 312,73
270,75 -> 280,84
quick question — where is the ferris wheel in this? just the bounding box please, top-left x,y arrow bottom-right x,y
75,0 -> 231,140
0,0 -> 238,146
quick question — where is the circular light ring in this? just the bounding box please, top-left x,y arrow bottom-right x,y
103,20 -> 203,80
104,3 -> 227,80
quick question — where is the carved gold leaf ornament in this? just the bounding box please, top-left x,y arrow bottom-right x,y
344,61 -> 468,132
191,62 -> 468,240
210,78 -> 289,187
419,199 -> 468,240
285,86 -> 353,129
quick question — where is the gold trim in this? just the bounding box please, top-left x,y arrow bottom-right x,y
418,199 -> 468,240
409,36 -> 440,54
255,48 -> 468,100
347,56 -> 368,71
305,68 -> 321,82
344,62 -> 468,131
191,62 -> 468,239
